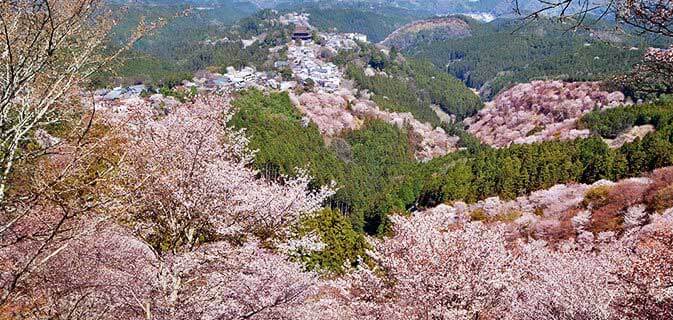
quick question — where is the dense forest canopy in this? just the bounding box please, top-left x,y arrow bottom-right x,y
281,3 -> 431,42
408,17 -> 662,99
95,5 -> 286,86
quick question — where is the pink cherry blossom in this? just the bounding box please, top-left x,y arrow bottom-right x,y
467,81 -> 627,147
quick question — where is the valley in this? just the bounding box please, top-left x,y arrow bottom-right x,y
3,1 -> 673,319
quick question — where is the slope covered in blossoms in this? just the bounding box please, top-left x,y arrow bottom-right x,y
293,91 -> 459,161
418,167 -> 673,246
381,16 -> 471,50
6,1 -> 673,318
465,81 -> 627,147
5,93 -> 673,320
323,168 -> 673,320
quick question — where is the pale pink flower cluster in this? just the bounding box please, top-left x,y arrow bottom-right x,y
465,81 -> 626,147
294,91 -> 459,161
416,173 -> 663,245
509,241 -> 621,320
296,92 -> 358,136
7,94 -> 673,319
325,185 -> 673,319
443,183 -> 592,221
350,100 -> 459,161
6,96 -> 336,319
332,221 -> 514,319
324,205 -> 673,319
123,96 -> 334,238
645,46 -> 673,64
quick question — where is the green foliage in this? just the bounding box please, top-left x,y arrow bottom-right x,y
230,91 -> 416,234
231,79 -> 673,238
406,60 -> 483,120
158,86 -> 196,103
583,185 -> 613,208
650,185 -> 673,213
230,90 -> 345,187
98,7 -> 291,87
410,18 -> 647,99
292,4 -> 428,42
340,119 -> 416,234
580,97 -> 673,138
346,64 -> 441,125
418,100 -> 673,208
469,208 -> 488,222
297,208 -> 368,274
343,47 -> 482,125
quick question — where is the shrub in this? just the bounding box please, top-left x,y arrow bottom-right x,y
590,204 -> 625,234
645,167 -> 673,212
470,208 -> 489,222
607,182 -> 648,209
583,186 -> 613,208
649,185 -> 673,213
494,210 -> 523,223
535,219 -> 575,243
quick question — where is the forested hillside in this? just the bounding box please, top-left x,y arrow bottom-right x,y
337,42 -> 483,124
282,3 -> 430,42
96,6 -> 285,86
408,18 -> 651,99
227,88 -> 673,235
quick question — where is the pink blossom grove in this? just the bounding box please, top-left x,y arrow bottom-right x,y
293,91 -> 459,161
2,96 -> 673,319
465,81 -> 627,147
1,96 -> 334,319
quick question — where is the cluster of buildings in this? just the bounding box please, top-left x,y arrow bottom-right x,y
94,12 -> 369,103
286,29 -> 369,93
323,32 -> 367,51
189,67 -> 282,92
288,43 -> 342,93
94,85 -> 147,102
93,66 -> 298,106
279,12 -> 311,28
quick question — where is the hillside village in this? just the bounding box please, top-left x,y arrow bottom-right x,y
92,11 -> 649,160
92,12 -> 465,161
94,12 -> 362,99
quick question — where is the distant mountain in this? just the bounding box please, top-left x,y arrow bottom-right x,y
110,0 -> 596,18
381,16 -> 471,50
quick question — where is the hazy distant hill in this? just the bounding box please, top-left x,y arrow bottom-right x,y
406,17 -> 647,99
271,0 -> 590,16
293,3 -> 430,42
381,16 -> 472,50
109,0 -> 594,18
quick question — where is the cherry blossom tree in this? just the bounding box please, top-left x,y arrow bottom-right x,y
0,0 -> 159,202
0,2 -> 159,310
615,46 -> 673,98
2,95 -> 336,319
613,214 -> 673,319
0,112 -> 131,314
102,96 -> 331,319
122,96 -> 334,249
466,81 -> 624,148
333,215 -> 515,320
508,241 -> 622,320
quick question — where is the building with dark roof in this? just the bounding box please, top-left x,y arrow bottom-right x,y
292,25 -> 312,41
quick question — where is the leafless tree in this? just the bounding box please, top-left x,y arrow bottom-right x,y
516,0 -> 673,37
0,0 -> 159,203
0,0 -> 159,311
